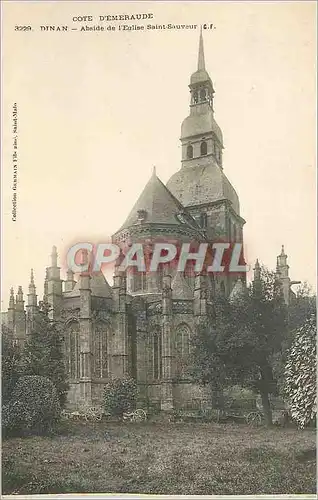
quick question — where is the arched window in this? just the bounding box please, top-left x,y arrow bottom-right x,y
153,329 -> 162,379
193,91 -> 198,104
186,144 -> 193,159
175,324 -> 191,378
93,323 -> 108,379
134,271 -> 147,292
200,212 -> 207,229
200,88 -> 206,101
200,141 -> 207,156
66,321 -> 80,379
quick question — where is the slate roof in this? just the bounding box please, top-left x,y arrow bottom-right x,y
166,162 -> 240,215
118,169 -> 202,232
64,272 -> 112,298
181,110 -> 223,146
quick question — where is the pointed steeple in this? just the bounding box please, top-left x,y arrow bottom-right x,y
197,26 -> 205,71
27,268 -> 37,307
9,287 -> 15,309
253,259 -> 262,297
276,245 -> 288,277
51,245 -> 58,267
28,268 -> 36,294
43,268 -> 49,302
15,286 -> 24,311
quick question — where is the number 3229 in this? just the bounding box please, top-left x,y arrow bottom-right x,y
15,26 -> 32,31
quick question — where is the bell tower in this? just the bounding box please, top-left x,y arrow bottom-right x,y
181,28 -> 224,169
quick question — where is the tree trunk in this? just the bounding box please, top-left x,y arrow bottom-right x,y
260,389 -> 273,427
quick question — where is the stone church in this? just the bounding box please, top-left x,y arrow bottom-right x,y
2,32 -> 298,411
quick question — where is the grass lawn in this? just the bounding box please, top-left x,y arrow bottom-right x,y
2,420 -> 316,495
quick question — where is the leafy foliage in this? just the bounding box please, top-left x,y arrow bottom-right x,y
3,375 -> 61,437
284,312 -> 317,428
21,303 -> 69,407
1,327 -> 21,404
189,267 -> 288,425
103,376 -> 137,417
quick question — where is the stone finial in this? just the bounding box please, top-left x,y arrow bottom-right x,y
29,268 -> 36,293
9,287 -> 15,308
51,245 -> 58,267
16,286 -> 24,302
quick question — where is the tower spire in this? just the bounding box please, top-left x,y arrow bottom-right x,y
9,287 -> 15,309
198,26 -> 205,71
51,245 -> 58,267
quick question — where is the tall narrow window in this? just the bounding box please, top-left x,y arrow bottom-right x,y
94,323 -> 108,379
134,271 -> 147,292
186,144 -> 193,159
66,321 -> 80,379
200,212 -> 208,229
220,281 -> 226,297
193,91 -> 198,104
175,324 -> 191,378
200,141 -> 207,156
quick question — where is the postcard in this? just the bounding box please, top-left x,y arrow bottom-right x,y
1,1 -> 316,498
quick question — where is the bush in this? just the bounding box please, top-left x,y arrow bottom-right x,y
103,376 -> 137,417
3,375 -> 61,437
223,385 -> 257,410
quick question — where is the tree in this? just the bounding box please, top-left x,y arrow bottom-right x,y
21,303 -> 69,408
272,282 -> 316,394
288,282 -> 316,333
189,267 -> 288,426
284,311 -> 316,428
1,326 -> 21,404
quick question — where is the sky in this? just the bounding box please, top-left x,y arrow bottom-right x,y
1,1 -> 316,309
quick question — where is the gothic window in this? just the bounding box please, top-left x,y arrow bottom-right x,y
66,321 -> 80,379
200,88 -> 206,101
93,323 -> 108,379
200,212 -> 208,229
153,329 -> 162,379
134,271 -> 147,292
186,144 -> 193,159
175,324 -> 191,378
200,141 -> 207,156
